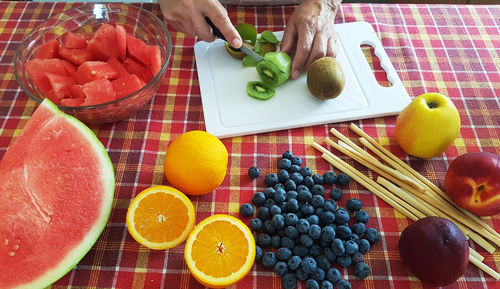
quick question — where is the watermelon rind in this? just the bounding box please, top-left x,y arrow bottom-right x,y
6,99 -> 115,289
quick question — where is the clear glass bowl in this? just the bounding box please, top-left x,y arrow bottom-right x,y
14,3 -> 172,123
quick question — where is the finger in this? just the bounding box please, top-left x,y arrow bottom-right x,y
192,13 -> 216,42
290,27 -> 314,79
280,21 -> 297,54
327,30 -> 339,58
204,3 -> 241,48
304,34 -> 328,69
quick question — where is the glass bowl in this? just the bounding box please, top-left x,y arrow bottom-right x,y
14,3 -> 172,123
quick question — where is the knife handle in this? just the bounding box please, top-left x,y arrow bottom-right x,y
205,16 -> 227,42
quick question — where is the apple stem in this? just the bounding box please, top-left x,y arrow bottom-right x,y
427,101 -> 438,109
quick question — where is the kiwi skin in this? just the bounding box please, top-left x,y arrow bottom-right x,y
307,57 -> 345,100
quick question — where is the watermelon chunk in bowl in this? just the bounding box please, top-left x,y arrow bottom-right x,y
14,3 -> 172,123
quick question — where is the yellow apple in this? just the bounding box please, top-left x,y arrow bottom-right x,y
394,93 -> 460,159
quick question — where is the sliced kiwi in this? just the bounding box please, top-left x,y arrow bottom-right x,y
224,23 -> 257,59
242,55 -> 260,67
256,52 -> 291,86
261,30 -> 279,44
306,57 -> 345,100
247,81 -> 275,100
261,42 -> 277,55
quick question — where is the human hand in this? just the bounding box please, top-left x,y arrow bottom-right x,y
280,0 -> 341,79
158,0 -> 242,48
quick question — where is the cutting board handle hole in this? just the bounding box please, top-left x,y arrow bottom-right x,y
361,44 -> 392,87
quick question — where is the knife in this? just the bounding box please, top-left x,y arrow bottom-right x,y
205,17 -> 270,64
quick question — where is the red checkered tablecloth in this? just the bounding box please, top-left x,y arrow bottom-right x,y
0,1 -> 499,289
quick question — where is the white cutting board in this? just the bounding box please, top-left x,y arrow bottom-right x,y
194,21 -> 411,139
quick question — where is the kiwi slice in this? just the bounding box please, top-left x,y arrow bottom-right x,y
261,30 -> 279,44
247,81 -> 275,100
306,56 -> 345,100
256,52 -> 291,86
242,55 -> 259,67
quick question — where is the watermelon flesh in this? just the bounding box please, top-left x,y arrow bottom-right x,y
0,99 -> 115,289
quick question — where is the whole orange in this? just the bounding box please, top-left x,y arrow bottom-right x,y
163,130 -> 228,195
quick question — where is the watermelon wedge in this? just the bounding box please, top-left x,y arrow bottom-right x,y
0,99 -> 115,289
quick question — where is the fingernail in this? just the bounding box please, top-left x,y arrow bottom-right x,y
292,71 -> 299,79
232,37 -> 242,48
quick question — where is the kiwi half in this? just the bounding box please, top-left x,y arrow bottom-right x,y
261,30 -> 280,44
306,57 -> 345,100
246,81 -> 275,100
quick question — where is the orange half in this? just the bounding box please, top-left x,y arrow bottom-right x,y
126,185 -> 195,250
184,214 -> 256,288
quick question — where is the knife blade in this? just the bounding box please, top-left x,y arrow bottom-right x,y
205,17 -> 285,72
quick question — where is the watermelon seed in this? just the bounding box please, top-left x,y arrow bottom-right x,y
3,239 -> 7,246
13,244 -> 19,250
8,251 -> 15,257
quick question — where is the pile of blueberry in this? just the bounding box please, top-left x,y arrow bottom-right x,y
240,150 -> 380,289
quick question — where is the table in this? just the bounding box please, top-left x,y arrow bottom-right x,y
0,1 -> 499,289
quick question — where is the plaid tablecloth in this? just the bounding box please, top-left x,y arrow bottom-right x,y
0,1 -> 499,289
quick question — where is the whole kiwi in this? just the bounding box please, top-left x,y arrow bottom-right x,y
307,57 -> 345,100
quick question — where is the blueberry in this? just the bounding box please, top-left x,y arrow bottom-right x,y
278,169 -> 291,183
314,207 -> 324,217
354,210 -> 369,223
307,214 -> 320,225
257,233 -> 271,248
308,224 -> 322,240
248,166 -> 260,179
334,208 -> 350,225
249,217 -> 263,231
323,199 -> 337,212
291,172 -> 304,185
305,279 -> 319,289
355,261 -> 370,279
285,226 -> 299,239
301,256 -> 317,274
272,214 -> 285,230
325,268 -> 341,284
287,198 -> 300,212
265,173 -> 279,187
331,238 -> 345,256
284,213 -> 299,226
262,251 -> 277,268
271,235 -> 281,248
286,190 -> 298,200
350,233 -> 360,244
277,247 -> 292,261
275,183 -> 285,190
255,245 -> 263,261
299,166 -> 313,177
311,184 -> 326,196
337,280 -> 352,289
310,195 -> 325,208
274,187 -> 287,203
285,179 -> 297,191
291,155 -> 303,166
298,189 -> 312,202
323,171 -> 338,184
358,238 -> 371,254
282,273 -> 297,289
270,204 -> 282,216
336,254 -> 352,268
301,203 -> 315,216
344,240 -> 359,255
263,219 -> 276,234
283,150 -> 294,160
293,245 -> 309,257
311,268 -> 325,282
346,198 -> 362,211
303,176 -> 315,188
252,192 -> 266,206
321,225 -> 336,243
312,173 -> 324,185
274,261 -> 288,276
329,187 -> 343,201
365,228 -> 380,244
288,255 -> 302,270
237,203 -> 253,218
296,268 -> 309,281
309,244 -> 323,257
281,236 -> 295,249
352,252 -> 364,264
337,173 -> 350,186
316,255 -> 330,270
320,211 -> 336,225
264,187 -> 275,199
320,280 -> 334,289
264,198 -> 277,208
299,234 -> 314,247
296,219 -> 310,233
336,225 -> 352,240
323,247 -> 336,262
280,158 -> 292,170
289,164 -> 301,173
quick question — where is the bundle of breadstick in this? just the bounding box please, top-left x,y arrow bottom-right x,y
312,123 -> 500,280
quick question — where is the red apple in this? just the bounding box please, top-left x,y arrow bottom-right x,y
444,151 -> 500,216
